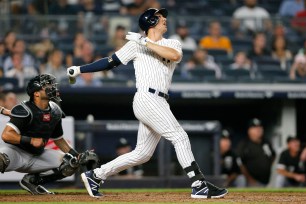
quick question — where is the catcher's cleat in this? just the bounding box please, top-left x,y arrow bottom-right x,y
81,170 -> 103,198
191,180 -> 228,199
19,174 -> 54,195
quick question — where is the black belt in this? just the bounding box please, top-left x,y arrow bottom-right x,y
148,88 -> 169,100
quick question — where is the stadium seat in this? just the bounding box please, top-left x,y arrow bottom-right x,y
206,49 -> 228,58
257,65 -> 289,81
187,67 -> 217,81
223,68 -> 252,81
0,77 -> 18,89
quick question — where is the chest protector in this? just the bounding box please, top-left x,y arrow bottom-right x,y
10,101 -> 64,155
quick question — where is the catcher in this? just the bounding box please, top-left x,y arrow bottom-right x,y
0,74 -> 98,195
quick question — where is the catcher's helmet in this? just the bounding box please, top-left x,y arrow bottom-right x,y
26,74 -> 61,103
138,8 -> 168,34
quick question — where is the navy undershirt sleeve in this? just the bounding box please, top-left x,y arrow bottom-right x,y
80,54 -> 121,73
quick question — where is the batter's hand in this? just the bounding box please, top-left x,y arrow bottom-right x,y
67,66 -> 81,78
125,32 -> 147,46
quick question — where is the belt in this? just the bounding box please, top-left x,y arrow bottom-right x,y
148,88 -> 169,100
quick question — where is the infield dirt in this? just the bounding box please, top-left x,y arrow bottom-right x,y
0,191 -> 306,203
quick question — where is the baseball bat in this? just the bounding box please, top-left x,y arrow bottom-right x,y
68,69 -> 76,84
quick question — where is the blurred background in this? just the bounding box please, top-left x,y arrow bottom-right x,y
0,0 -> 306,189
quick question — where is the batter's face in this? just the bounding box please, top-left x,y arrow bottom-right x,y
154,13 -> 167,34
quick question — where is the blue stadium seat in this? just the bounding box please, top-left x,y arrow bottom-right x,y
0,77 -> 19,89
223,68 -> 252,81
187,66 -> 217,81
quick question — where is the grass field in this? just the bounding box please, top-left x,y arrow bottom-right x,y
1,188 -> 306,204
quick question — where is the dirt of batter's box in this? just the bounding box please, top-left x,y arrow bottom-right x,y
1,192 -> 306,203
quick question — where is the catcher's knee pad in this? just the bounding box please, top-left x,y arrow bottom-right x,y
0,153 -> 10,173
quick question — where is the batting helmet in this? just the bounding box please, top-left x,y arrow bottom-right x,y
26,74 -> 61,102
138,8 -> 168,34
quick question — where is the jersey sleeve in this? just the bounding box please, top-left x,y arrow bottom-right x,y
51,119 -> 64,140
115,41 -> 137,65
168,39 -> 183,63
7,116 -> 31,134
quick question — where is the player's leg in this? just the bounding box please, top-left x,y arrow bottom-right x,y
82,122 -> 160,197
20,149 -> 68,195
94,122 -> 160,180
133,92 -> 228,198
0,143 -> 31,172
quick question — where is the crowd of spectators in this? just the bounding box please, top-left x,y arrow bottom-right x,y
0,0 -> 306,90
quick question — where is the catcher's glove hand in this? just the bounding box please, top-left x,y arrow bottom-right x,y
78,150 -> 99,170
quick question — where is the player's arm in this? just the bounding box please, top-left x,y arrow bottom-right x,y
51,119 -> 79,156
146,42 -> 181,62
125,32 -> 182,62
2,104 -> 46,148
67,54 -> 122,77
1,125 -> 45,148
0,106 -> 11,117
53,138 -> 78,155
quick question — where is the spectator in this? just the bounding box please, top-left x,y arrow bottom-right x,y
182,48 -> 222,79
3,31 -> 17,55
3,39 -> 36,73
29,38 -> 55,69
289,53 -> 306,80
120,0 -> 161,16
41,49 -> 66,83
275,136 -> 306,187
109,25 -> 128,49
220,129 -> 246,188
279,0 -> 304,17
199,20 -> 233,55
169,22 -> 197,51
0,41 -> 5,75
271,36 -> 293,70
65,32 -> 87,67
4,92 -> 18,110
73,40 -> 95,66
74,72 -> 102,87
236,118 -> 276,187
247,32 -> 271,59
291,1 -> 306,36
113,138 -> 144,178
4,53 -> 38,88
78,0 -> 102,15
230,51 -> 252,70
232,0 -> 271,35
48,0 -> 78,15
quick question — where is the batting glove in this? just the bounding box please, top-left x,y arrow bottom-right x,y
125,32 -> 147,46
67,66 -> 81,77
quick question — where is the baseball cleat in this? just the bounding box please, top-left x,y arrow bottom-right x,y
81,170 -> 103,198
19,174 -> 54,195
191,181 -> 228,199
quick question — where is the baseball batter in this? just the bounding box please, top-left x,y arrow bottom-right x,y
67,8 -> 228,199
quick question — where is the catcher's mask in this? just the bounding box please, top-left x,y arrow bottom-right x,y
26,74 -> 61,103
138,8 -> 168,34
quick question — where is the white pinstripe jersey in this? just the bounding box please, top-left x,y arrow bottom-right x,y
115,38 -> 182,93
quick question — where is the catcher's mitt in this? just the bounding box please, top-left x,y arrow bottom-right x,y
78,150 -> 99,170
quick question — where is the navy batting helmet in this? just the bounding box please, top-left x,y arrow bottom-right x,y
138,8 -> 168,34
